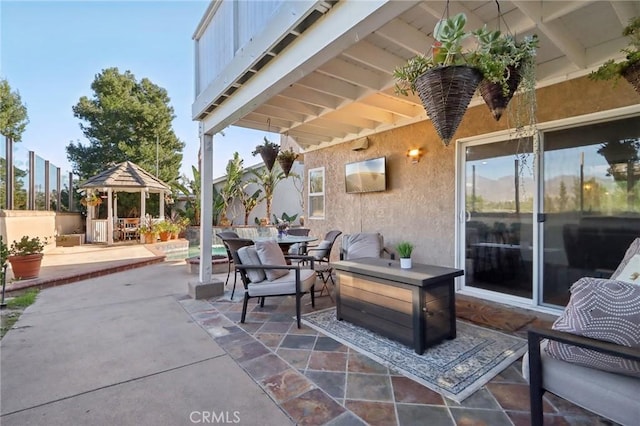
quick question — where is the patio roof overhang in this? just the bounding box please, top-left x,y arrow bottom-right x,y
193,0 -> 639,151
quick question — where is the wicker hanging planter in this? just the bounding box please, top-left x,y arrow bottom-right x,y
622,61 -> 640,95
478,65 -> 522,121
278,157 -> 295,177
276,149 -> 298,178
415,65 -> 482,146
252,137 -> 280,172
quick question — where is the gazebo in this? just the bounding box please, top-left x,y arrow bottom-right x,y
79,161 -> 171,245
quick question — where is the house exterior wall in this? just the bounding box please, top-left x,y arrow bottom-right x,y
303,76 -> 638,264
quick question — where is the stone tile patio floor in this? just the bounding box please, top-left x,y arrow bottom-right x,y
180,280 -> 612,426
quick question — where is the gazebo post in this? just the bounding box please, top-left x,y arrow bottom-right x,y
140,190 -> 147,243
159,190 -> 165,221
86,194 -> 93,243
107,188 -> 114,245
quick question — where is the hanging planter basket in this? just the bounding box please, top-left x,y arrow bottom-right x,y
277,157 -> 296,177
258,147 -> 278,171
478,65 -> 522,121
622,61 -> 640,95
415,65 -> 483,146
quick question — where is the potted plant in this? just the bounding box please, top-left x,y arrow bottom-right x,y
252,137 -> 280,171
589,17 -> 640,94
396,241 -> 414,269
139,218 -> 157,244
276,148 -> 298,177
470,28 -> 539,120
8,236 -> 46,280
156,221 -> 172,242
80,192 -> 102,207
394,13 -> 483,146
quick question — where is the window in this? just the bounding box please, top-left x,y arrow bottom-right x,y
308,167 -> 324,219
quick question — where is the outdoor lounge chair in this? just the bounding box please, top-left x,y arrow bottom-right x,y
340,232 -> 395,260
226,238 -> 316,328
216,231 -> 240,298
523,238 -> 640,426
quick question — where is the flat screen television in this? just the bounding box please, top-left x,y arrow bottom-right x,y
345,156 -> 386,194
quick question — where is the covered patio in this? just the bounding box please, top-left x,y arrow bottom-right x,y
79,161 -> 170,245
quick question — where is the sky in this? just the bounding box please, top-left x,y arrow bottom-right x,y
1,0 -> 269,179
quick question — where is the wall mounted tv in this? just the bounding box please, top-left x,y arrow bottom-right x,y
345,156 -> 387,194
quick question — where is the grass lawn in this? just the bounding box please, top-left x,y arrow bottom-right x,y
0,289 -> 39,339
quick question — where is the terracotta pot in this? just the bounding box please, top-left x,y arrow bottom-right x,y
142,233 -> 156,244
8,253 -> 43,280
159,231 -> 171,242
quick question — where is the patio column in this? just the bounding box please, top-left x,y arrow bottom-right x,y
199,129 -> 216,289
107,188 -> 114,245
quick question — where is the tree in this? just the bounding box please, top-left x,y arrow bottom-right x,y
0,78 -> 29,141
238,182 -> 261,225
66,67 -> 184,182
250,166 -> 286,222
216,152 -> 244,224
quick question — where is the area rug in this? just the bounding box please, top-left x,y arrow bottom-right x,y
301,308 -> 527,402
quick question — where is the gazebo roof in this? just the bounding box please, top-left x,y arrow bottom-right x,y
80,161 -> 170,192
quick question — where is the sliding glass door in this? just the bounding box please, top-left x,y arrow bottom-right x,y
461,137 -> 534,300
459,113 -> 640,309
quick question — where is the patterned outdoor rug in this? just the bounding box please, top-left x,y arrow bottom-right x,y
301,308 -> 527,402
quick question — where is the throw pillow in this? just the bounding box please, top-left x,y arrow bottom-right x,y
255,240 -> 288,281
237,246 -> 266,283
614,254 -> 640,285
611,238 -> 640,281
545,277 -> 640,377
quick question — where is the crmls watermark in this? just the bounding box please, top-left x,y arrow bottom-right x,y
189,411 -> 241,424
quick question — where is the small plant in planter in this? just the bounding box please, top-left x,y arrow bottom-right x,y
80,192 -> 102,207
393,13 -> 482,146
276,148 -> 298,177
589,16 -> 640,94
139,217 -> 157,244
470,28 -> 539,120
8,236 -> 46,280
252,137 -> 280,171
396,241 -> 414,269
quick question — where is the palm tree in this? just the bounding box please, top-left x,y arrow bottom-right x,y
216,152 -> 244,224
238,182 -> 261,225
250,166 -> 285,222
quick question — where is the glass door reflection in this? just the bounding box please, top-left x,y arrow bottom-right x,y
464,138 -> 534,299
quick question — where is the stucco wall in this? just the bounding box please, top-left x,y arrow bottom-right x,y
303,76 -> 638,266
0,210 -> 57,253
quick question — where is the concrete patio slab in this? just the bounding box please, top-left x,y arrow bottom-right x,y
1,262 -> 292,425
1,356 -> 292,426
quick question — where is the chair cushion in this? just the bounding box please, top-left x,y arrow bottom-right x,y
523,341 -> 640,426
312,240 -> 332,260
343,233 -> 382,260
545,277 -> 640,377
611,238 -> 640,282
237,246 -> 266,283
255,240 -> 288,281
247,269 -> 316,297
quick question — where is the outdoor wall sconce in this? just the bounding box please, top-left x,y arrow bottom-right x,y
407,148 -> 423,163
